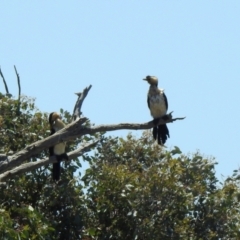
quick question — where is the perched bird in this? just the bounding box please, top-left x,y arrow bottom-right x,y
49,112 -> 68,181
143,76 -> 170,145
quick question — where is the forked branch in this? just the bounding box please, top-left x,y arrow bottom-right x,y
0,113 -> 185,176
0,83 -> 185,183
72,85 -> 92,122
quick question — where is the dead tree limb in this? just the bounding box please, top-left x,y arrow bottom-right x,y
0,83 -> 185,182
0,140 -> 98,182
0,113 -> 185,176
71,85 -> 92,122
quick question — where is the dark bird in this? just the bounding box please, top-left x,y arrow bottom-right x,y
143,76 -> 170,145
49,112 -> 68,181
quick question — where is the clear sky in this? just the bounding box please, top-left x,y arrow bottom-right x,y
1,1 -> 240,180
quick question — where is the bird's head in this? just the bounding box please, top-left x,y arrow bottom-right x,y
49,112 -> 61,125
143,76 -> 158,86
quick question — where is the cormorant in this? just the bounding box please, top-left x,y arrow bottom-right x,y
143,75 -> 170,145
49,112 -> 68,181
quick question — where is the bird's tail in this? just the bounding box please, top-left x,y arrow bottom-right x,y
152,124 -> 169,145
52,162 -> 61,181
152,126 -> 158,140
158,124 -> 169,145
52,153 -> 68,181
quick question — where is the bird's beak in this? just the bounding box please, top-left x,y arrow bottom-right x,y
143,78 -> 147,81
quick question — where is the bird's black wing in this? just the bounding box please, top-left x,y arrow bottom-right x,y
49,146 -> 54,156
163,92 -> 168,111
49,127 -> 61,181
147,96 -> 150,109
49,128 -> 55,156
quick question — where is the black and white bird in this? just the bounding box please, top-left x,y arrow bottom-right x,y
49,112 -> 68,181
143,76 -> 170,145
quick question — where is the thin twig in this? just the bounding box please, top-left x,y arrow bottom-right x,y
14,66 -> 21,115
0,67 -> 11,97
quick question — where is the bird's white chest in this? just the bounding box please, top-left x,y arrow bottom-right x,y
54,142 -> 66,155
53,122 -> 66,154
148,94 -> 167,118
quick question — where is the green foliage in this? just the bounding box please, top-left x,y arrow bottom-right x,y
83,133 -> 240,239
1,93 -> 240,239
0,94 -> 96,239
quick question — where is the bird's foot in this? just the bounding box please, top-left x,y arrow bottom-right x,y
153,118 -> 160,126
62,153 -> 69,161
56,153 -> 69,162
153,112 -> 173,125
162,112 -> 173,121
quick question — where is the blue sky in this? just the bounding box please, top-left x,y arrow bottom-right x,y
1,1 -> 240,180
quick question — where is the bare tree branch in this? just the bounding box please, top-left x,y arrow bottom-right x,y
0,67 -> 12,97
71,85 -> 92,122
14,66 -> 21,98
0,113 -> 185,176
0,141 -> 98,182
14,65 -> 21,115
0,117 -> 88,174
